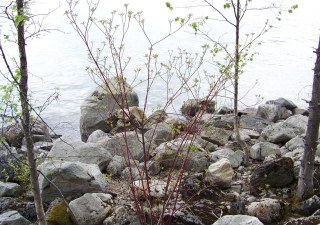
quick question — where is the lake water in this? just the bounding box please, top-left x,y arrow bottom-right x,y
1,0 -> 320,137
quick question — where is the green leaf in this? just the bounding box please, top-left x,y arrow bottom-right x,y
191,22 -> 198,32
223,3 -> 231,9
165,2 -> 173,11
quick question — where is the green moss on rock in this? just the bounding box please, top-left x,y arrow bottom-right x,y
46,198 -> 74,225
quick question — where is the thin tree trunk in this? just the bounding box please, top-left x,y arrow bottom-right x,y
297,35 -> 320,201
234,0 -> 249,166
16,0 -> 47,224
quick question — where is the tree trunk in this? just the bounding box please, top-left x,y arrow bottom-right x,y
16,0 -> 47,224
234,0 -> 249,166
296,35 -> 320,201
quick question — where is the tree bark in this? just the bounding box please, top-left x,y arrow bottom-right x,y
297,35 -> 320,201
16,0 -> 47,224
233,0 -> 249,166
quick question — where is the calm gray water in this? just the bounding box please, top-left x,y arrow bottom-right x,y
1,0 -> 320,137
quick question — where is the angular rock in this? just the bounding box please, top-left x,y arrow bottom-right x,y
103,131 -> 146,162
194,136 -> 217,152
38,160 -> 107,203
48,136 -> 112,172
153,139 -> 209,172
284,216 -> 320,225
247,198 -> 282,224
213,215 -> 263,225
256,103 -> 281,122
80,79 -> 139,142
0,181 -> 22,197
284,114 -> 308,133
133,179 -> 172,199
250,157 -> 294,188
146,110 -> 168,125
293,108 -> 309,116
266,97 -> 297,111
144,122 -> 174,147
240,115 -> 271,133
165,115 -> 188,134
3,123 -> 24,148
285,135 -> 305,152
214,106 -> 233,115
206,115 -> 234,130
69,193 -> 113,225
250,142 -> 281,161
103,206 -> 140,225
0,210 -> 30,225
261,121 -> 303,144
231,128 -> 260,141
201,127 -> 232,146
210,148 -> 243,168
205,158 -> 234,188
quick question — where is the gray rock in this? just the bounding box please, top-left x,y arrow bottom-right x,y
285,136 -> 305,151
250,157 -> 294,188
69,193 -> 113,225
146,110 -> 168,125
240,115 -> 271,133
48,136 -> 112,172
194,136 -> 217,152
250,142 -> 281,161
80,79 -> 139,142
261,121 -> 303,144
38,160 -> 107,204
210,148 -> 243,168
121,166 -> 141,180
153,139 -> 209,172
33,141 -> 53,151
144,122 -> 174,147
0,210 -> 30,225
296,195 -> 320,216
231,128 -> 260,141
0,182 -> 22,197
201,127 -> 232,146
284,114 -> 308,133
164,208 -> 204,225
165,115 -> 188,134
284,216 -> 320,225
213,215 -> 263,225
256,103 -> 281,122
0,197 -> 36,222
106,155 -> 138,176
206,115 -> 234,130
266,97 -> 297,111
205,158 -> 234,189
103,131 -> 146,162
215,106 -> 233,115
87,130 -> 111,143
3,123 -> 24,148
247,198 -> 282,224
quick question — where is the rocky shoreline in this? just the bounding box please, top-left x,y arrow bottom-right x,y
1,82 -> 320,225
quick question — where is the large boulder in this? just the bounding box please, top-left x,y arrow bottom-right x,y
266,97 -> 297,111
205,158 -> 234,189
69,193 -> 113,225
0,197 -> 36,222
250,157 -> 294,189
144,122 -> 174,147
240,115 -> 271,133
213,215 -> 263,225
80,79 -> 139,142
256,103 -> 282,122
38,160 -> 107,204
248,198 -> 282,224
0,210 -> 30,225
261,116 -> 307,144
48,136 -> 112,172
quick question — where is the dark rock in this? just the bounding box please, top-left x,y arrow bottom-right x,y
3,123 -> 24,147
293,108 -> 309,116
145,122 -> 174,147
164,208 -> 204,225
205,115 -> 234,130
181,99 -> 215,117
214,106 -> 233,115
250,157 -> 295,189
266,97 -> 297,111
147,110 -> 168,125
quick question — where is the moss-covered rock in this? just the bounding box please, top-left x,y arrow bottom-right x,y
46,198 -> 73,225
